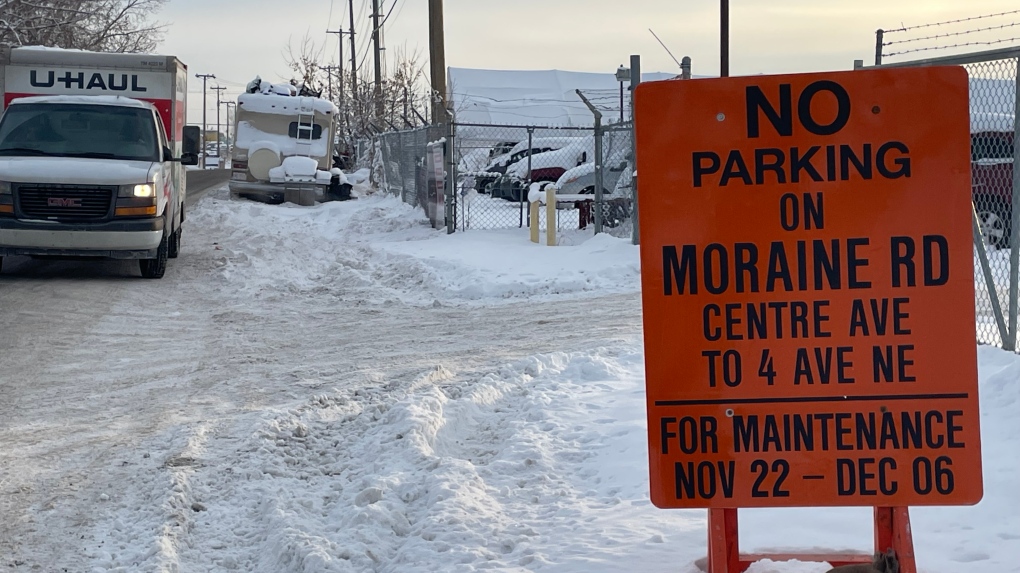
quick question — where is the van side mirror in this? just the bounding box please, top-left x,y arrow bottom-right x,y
183,125 -> 201,156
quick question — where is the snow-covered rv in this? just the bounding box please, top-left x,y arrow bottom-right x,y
229,79 -> 350,205
0,46 -> 200,278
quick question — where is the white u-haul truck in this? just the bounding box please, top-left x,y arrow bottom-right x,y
0,46 -> 200,278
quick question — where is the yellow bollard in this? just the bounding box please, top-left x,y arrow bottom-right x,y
545,184 -> 557,246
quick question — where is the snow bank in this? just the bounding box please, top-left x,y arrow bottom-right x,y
185,190 -> 641,305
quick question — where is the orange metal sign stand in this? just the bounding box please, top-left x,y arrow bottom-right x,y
707,506 -> 916,573
633,66 -> 981,571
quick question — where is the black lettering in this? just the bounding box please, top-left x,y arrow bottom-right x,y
840,143 -> 873,180
791,301 -> 808,338
901,411 -> 923,449
86,72 -> 107,90
660,417 -> 677,454
704,304 -> 721,341
755,148 -> 787,184
847,238 -> 871,288
891,236 -> 916,287
850,299 -> 869,337
923,235 -> 950,286
893,298 -> 911,335
720,150 -> 753,186
880,412 -> 900,449
924,411 -> 944,448
734,416 -> 759,453
735,243 -> 759,293
725,303 -> 743,340
30,70 -> 55,88
879,458 -> 897,495
804,193 -> 824,230
790,146 -> 824,182
766,242 -> 793,292
837,346 -> 855,383
873,345 -> 893,382
835,413 -> 853,450
108,73 -> 129,91
748,303 -> 767,339
798,80 -> 851,135
746,84 -> 792,138
898,345 -> 916,382
946,410 -> 964,448
704,244 -> 729,294
837,459 -> 856,494
664,245 -> 697,295
855,412 -> 877,449
131,74 -> 147,92
814,300 -> 831,337
814,239 -> 841,290
693,152 -> 720,187
877,141 -> 911,178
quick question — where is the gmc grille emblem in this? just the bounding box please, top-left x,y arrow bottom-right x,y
48,197 -> 82,207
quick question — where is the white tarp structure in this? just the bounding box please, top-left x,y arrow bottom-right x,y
447,67 -> 680,126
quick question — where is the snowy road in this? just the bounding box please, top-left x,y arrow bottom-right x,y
1,189 -> 1017,572
0,189 -> 641,570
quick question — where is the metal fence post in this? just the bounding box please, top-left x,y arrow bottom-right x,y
974,207 -> 1011,345
629,54 -> 641,245
875,29 -> 884,66
446,116 -> 456,234
1007,56 -> 1020,350
521,127 -> 534,228
681,56 -> 692,79
593,115 -> 604,234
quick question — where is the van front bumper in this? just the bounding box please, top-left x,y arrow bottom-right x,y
0,217 -> 164,259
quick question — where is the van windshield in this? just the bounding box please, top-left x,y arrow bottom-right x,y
0,103 -> 159,162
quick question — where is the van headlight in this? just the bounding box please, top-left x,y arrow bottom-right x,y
119,183 -> 155,198
0,181 -> 11,195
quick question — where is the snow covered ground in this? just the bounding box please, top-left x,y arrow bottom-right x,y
0,190 -> 1017,572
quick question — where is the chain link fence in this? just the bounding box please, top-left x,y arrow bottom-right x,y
874,47 -> 1020,351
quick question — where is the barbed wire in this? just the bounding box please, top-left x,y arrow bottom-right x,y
884,9 -> 1020,34
884,20 -> 1020,46
885,36 -> 1020,58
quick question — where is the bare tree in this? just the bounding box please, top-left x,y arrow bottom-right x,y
0,0 -> 168,53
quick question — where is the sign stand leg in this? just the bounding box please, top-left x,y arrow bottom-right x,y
706,507 -> 916,573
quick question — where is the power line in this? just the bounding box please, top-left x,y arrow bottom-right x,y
884,9 -> 1020,34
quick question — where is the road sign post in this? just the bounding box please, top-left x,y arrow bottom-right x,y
634,67 -> 980,572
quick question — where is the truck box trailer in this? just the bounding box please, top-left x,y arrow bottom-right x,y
0,46 -> 200,278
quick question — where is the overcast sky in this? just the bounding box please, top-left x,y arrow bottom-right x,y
159,0 -> 1020,126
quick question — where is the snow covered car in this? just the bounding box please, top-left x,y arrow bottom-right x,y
478,136 -> 582,195
493,136 -> 595,201
228,79 -> 349,205
555,150 -> 630,197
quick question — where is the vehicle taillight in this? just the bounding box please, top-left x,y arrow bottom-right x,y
232,161 -> 248,170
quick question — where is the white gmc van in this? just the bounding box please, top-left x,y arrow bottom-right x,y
0,46 -> 200,278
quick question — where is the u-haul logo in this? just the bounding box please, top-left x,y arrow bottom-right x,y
30,70 -> 147,92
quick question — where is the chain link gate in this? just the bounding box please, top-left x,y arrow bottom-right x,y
867,46 -> 1020,350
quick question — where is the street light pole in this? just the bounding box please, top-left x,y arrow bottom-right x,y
615,65 -> 631,124
721,0 -> 729,77
195,73 -> 216,168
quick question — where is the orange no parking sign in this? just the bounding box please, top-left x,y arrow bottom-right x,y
635,67 -> 982,509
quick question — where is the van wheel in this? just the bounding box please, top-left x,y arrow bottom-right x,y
140,232 -> 169,279
0,256 -> 4,274
168,227 -> 181,259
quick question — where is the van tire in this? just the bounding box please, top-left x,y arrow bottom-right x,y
140,232 -> 169,279
168,227 -> 181,259
0,256 -> 4,274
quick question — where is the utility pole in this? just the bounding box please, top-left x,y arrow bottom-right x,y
326,28 -> 345,110
371,0 -> 384,120
322,65 -> 341,101
219,101 -> 236,161
720,0 -> 729,77
195,73 -> 215,168
348,0 -> 357,99
428,0 -> 447,125
212,86 -> 226,167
